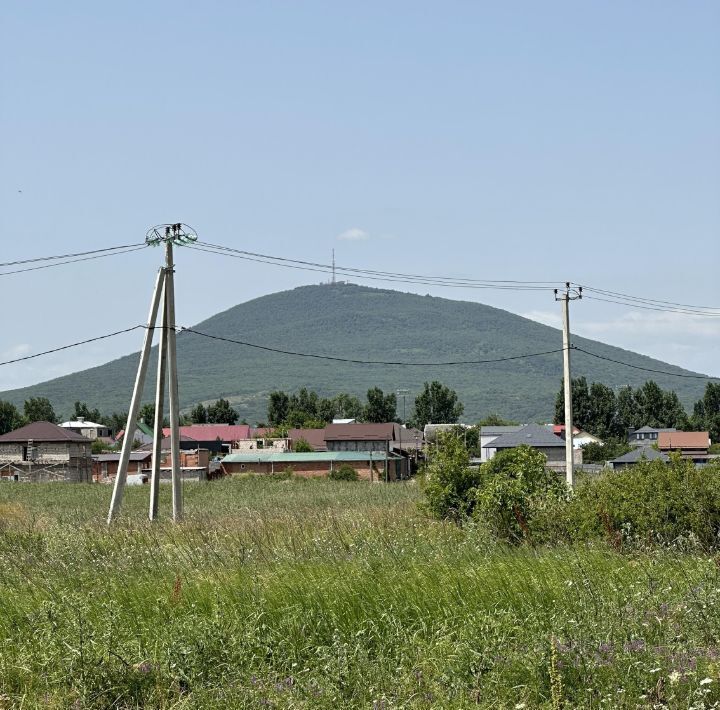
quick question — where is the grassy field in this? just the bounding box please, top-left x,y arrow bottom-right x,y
0,478 -> 719,708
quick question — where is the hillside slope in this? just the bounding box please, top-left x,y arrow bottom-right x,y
0,283 -> 708,423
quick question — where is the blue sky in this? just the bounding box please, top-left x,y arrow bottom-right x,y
1,1 -> 718,394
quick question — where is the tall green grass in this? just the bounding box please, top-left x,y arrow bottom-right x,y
0,478 -> 719,708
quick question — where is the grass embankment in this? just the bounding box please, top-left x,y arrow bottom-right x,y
0,478 -> 718,708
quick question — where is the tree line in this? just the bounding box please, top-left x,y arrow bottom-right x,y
266,381 -> 464,430
554,377 -> 720,443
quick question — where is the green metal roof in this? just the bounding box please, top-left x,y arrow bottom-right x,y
222,451 -> 400,464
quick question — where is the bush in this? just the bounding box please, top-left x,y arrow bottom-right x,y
329,464 -> 358,481
269,466 -> 295,480
474,445 -> 568,543
294,438 -> 314,452
532,455 -> 720,549
422,432 -> 480,521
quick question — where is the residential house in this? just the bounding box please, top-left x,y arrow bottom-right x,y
93,451 -> 152,483
628,426 -> 677,448
609,447 -> 669,470
221,451 -> 401,481
0,421 -> 92,482
479,425 -> 523,462
232,438 -> 290,452
161,424 -> 252,454
657,431 -> 710,464
552,425 -> 603,449
324,423 -> 406,478
114,419 -> 154,446
59,417 -> 111,441
482,423 -> 577,471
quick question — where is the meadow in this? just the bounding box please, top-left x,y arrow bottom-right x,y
0,477 -> 719,708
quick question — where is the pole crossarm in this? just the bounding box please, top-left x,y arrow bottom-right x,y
145,223 -> 198,247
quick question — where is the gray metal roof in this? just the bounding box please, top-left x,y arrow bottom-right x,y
610,447 -> 669,464
480,426 -> 523,436
633,426 -> 677,434
484,423 -> 564,449
94,452 -> 152,462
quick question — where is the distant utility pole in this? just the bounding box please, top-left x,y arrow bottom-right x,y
332,249 -> 336,285
554,282 -> 582,488
107,223 -> 197,524
397,388 -> 410,480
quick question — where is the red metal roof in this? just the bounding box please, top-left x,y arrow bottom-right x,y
162,424 -> 251,442
658,431 -> 710,450
0,421 -> 91,443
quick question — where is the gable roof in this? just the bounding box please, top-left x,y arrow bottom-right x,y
324,423 -> 398,441
634,426 -> 677,434
0,421 -> 91,444
610,447 -> 669,464
485,423 -> 564,449
94,452 -> 152,462
161,424 -> 251,441
480,425 -> 523,437
657,431 -> 710,450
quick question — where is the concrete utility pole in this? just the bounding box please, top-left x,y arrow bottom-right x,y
396,388 -> 409,479
554,282 -> 582,488
107,223 -> 197,524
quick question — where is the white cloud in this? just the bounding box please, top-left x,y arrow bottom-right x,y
580,311 -> 720,340
337,228 -> 369,241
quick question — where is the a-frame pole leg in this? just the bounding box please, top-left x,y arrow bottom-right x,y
108,268 -> 166,524
149,279 -> 169,521
164,241 -> 183,522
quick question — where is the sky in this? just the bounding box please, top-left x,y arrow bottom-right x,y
0,1 -> 719,395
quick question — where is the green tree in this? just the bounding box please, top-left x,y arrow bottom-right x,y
24,397 -> 57,423
206,398 -> 239,424
267,391 -> 290,427
334,393 -> 364,420
692,382 -> 720,442
422,431 -> 480,520
190,403 -> 208,424
73,401 -> 103,423
364,387 -> 397,423
477,414 -> 518,427
616,385 -> 639,434
317,397 -> 337,423
293,437 -> 314,452
554,377 -> 591,430
587,382 -> 618,439
0,400 -> 25,435
412,381 -> 464,429
475,445 -> 568,543
580,438 -> 631,464
138,403 -> 156,425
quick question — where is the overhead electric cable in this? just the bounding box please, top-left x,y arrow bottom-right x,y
574,347 -> 719,380
179,327 -> 565,365
0,242 -> 147,268
0,245 -> 149,277
0,326 -> 146,367
582,294 -> 720,318
188,242 -> 560,292
578,284 -> 720,313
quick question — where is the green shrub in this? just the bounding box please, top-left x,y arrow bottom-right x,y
534,455 -> 720,548
294,437 -> 314,452
421,432 -> 480,521
269,466 -> 295,480
329,464 -> 358,481
474,445 -> 568,543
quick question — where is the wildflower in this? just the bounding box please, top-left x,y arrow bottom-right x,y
668,671 -> 681,685
699,678 -> 713,685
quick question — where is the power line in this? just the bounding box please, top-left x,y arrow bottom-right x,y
582,294 -> 720,318
574,347 -> 719,380
0,242 -> 147,268
188,242 -> 561,292
179,327 -> 566,365
0,245 -> 149,277
578,284 -> 720,313
0,326 -> 146,367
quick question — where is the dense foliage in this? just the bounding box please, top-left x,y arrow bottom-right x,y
328,463 -> 359,481
554,377 -> 690,438
412,381 -> 464,428
475,446 -> 568,543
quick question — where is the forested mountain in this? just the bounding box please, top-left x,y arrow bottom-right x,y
0,283 -> 708,423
